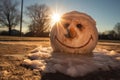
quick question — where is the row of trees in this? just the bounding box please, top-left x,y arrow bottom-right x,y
0,0 -> 51,36
99,23 -> 120,40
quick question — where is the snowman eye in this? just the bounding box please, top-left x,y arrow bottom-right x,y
64,23 -> 70,28
76,24 -> 82,29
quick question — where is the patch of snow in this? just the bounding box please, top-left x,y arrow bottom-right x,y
23,46 -> 120,77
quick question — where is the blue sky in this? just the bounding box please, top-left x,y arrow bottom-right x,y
5,0 -> 120,33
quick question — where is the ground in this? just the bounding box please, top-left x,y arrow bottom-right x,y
0,36 -> 120,80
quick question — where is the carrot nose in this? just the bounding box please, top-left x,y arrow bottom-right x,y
65,26 -> 77,38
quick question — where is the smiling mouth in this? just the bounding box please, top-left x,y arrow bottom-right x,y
55,35 -> 93,49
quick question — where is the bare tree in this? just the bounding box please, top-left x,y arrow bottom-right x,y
114,22 -> 120,39
0,0 -> 20,35
26,4 -> 51,36
114,23 -> 120,35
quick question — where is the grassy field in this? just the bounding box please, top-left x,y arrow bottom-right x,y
0,36 -> 51,55
0,36 -> 49,41
99,39 -> 120,43
0,36 -> 120,42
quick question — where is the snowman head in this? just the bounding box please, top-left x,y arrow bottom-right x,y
50,11 -> 98,55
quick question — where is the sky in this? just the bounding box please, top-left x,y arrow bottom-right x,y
1,0 -> 120,33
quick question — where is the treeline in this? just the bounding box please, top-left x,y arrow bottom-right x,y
0,29 -> 49,37
99,23 -> 120,40
99,31 -> 119,40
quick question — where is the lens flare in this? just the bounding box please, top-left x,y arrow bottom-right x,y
51,13 -> 61,23
50,12 -> 62,28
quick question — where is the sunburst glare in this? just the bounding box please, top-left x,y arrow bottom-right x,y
51,13 -> 61,23
50,12 -> 62,28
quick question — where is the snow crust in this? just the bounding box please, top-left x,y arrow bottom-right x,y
23,46 -> 120,77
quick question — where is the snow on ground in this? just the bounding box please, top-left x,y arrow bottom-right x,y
23,46 -> 120,77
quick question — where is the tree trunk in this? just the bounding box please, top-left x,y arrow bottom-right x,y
9,26 -> 12,36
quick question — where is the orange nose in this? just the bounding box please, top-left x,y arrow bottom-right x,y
66,26 -> 77,38
69,27 -> 77,38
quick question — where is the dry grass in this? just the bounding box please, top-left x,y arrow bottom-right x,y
0,41 -> 50,55
0,36 -> 49,41
0,36 -> 50,55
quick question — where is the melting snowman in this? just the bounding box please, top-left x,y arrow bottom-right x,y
50,11 -> 98,54
23,11 -> 120,77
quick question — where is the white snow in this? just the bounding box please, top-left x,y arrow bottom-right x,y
23,46 -> 120,77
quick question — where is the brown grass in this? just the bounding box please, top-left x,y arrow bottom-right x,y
0,36 -> 49,41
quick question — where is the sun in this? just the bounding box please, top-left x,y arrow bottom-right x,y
49,9 -> 64,29
50,13 -> 61,26
51,13 -> 61,23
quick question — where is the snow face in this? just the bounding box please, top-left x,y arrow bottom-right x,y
23,46 -> 120,77
50,11 -> 98,54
